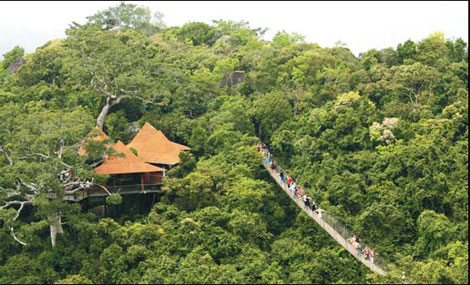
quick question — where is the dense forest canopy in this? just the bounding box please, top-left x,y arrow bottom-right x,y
0,3 -> 468,284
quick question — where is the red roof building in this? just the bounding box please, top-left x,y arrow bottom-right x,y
127,122 -> 190,166
94,141 -> 166,175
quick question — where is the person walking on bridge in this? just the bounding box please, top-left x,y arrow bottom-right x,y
311,200 -> 317,211
363,245 -> 370,259
289,182 -> 296,197
315,209 -> 322,218
302,194 -> 309,208
355,238 -> 363,258
287,176 -> 293,186
369,249 -> 375,268
270,160 -> 276,171
280,170 -> 285,184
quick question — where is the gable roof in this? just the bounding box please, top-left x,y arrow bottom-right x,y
94,141 -> 165,175
78,126 -> 112,156
171,141 -> 191,151
127,122 -> 190,165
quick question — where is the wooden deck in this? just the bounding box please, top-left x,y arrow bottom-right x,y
47,183 -> 163,202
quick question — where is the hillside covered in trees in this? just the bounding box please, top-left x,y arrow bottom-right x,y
0,3 -> 468,284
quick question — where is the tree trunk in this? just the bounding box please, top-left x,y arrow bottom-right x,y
96,96 -> 122,129
50,214 -> 64,247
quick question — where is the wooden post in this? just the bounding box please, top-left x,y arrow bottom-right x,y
151,193 -> 156,211
141,173 -> 145,192
104,196 -> 107,217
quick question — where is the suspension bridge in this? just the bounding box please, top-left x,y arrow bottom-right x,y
261,152 -> 387,276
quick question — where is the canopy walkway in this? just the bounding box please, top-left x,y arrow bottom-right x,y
261,153 -> 387,276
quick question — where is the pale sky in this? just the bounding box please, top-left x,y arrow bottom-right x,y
0,1 -> 468,59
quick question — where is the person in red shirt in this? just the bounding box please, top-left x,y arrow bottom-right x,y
287,176 -> 293,186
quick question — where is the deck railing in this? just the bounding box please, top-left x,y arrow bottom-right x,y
86,183 -> 163,196
47,182 -> 163,202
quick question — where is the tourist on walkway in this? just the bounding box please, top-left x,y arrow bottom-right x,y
305,195 -> 311,208
311,200 -> 317,211
280,170 -> 285,184
303,194 -> 309,208
348,235 -> 357,244
363,246 -> 370,259
289,182 -> 296,196
296,187 -> 302,198
369,249 -> 375,267
287,176 -> 293,186
356,238 -> 362,258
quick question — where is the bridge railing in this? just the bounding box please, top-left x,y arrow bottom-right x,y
320,211 -> 388,271
260,152 -> 388,273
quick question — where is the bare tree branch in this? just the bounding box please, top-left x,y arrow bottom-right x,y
16,178 -> 39,193
93,184 -> 112,196
10,227 -> 27,246
1,200 -> 33,246
60,161 -> 73,169
0,146 -> 14,165
90,159 -> 105,168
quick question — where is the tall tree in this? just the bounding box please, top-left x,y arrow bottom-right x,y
79,2 -> 164,32
1,46 -> 25,70
0,105 -> 104,247
63,27 -> 161,128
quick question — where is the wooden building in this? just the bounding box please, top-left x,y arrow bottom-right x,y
94,140 -> 166,190
64,124 -> 190,202
127,122 -> 190,169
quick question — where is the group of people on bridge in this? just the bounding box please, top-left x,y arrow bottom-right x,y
257,141 -> 383,271
348,235 -> 377,268
257,142 -> 321,216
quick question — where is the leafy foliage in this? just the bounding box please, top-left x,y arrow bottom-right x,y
0,3 -> 467,284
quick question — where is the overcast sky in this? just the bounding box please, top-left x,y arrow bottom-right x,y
0,1 -> 468,59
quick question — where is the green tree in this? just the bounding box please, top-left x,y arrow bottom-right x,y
82,2 -> 164,32
173,22 -> 220,46
1,46 -> 25,69
251,91 -> 292,141
98,243 -> 127,283
0,105 -> 101,247
397,39 -> 416,64
63,27 -> 160,128
415,210 -> 456,258
272,31 -> 305,48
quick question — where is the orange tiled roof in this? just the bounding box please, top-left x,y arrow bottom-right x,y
78,126 -> 112,156
127,122 -> 190,165
171,141 -> 191,151
94,141 -> 165,175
